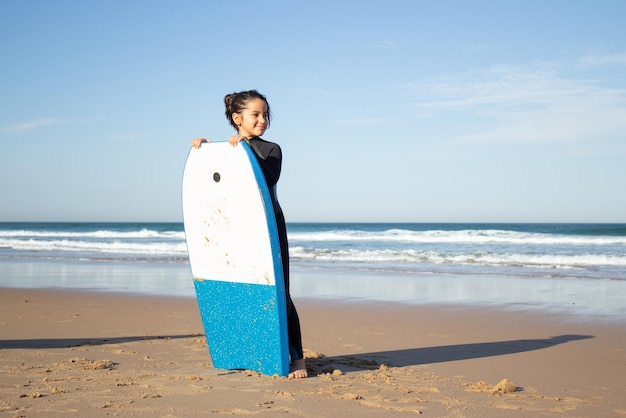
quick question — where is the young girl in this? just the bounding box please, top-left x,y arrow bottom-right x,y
191,90 -> 307,379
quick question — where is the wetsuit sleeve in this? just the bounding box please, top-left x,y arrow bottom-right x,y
250,140 -> 282,188
259,145 -> 282,188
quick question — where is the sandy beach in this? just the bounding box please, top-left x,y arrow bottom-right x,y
1,288 -> 625,417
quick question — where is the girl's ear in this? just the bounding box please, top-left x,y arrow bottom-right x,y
232,112 -> 242,127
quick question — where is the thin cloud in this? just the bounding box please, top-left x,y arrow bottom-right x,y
406,65 -> 626,144
1,116 -> 101,134
2,117 -> 63,133
579,53 -> 626,67
372,41 -> 398,49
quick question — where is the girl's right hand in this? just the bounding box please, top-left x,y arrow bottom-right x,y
191,138 -> 208,149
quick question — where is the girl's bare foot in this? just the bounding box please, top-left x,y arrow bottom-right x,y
288,359 -> 307,379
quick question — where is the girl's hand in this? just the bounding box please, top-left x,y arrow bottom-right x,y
191,138 -> 208,149
228,135 -> 248,146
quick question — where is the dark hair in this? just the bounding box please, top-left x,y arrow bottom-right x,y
224,90 -> 272,131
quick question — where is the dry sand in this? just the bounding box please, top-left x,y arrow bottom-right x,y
1,288 -> 625,417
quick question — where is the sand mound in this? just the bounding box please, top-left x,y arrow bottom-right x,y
466,378 -> 520,395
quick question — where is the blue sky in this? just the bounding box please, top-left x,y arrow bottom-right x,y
1,0 -> 625,222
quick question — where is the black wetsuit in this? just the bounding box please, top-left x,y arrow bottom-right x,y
247,137 -> 304,361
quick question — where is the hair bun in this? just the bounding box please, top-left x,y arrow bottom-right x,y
224,93 -> 235,109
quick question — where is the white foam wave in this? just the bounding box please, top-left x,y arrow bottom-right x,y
0,228 -> 185,240
288,228 -> 626,246
289,246 -> 626,268
0,238 -> 187,256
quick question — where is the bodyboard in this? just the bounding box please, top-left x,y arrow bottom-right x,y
182,141 -> 289,376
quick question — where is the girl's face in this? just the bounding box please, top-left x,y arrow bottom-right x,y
233,98 -> 269,138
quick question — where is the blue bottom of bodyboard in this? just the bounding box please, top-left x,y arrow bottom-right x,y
193,279 -> 290,376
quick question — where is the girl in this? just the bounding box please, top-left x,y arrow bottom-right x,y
191,90 -> 307,379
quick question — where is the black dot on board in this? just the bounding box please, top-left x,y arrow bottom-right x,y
213,172 -> 221,182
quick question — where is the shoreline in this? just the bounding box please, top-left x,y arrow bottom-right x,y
1,288 -> 625,416
2,258 -> 626,321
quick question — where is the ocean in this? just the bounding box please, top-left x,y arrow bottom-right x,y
1,222 -> 625,318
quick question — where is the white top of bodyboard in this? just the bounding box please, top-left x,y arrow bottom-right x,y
182,141 -> 279,286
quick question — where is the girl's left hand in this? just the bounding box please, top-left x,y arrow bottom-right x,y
228,135 -> 248,146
